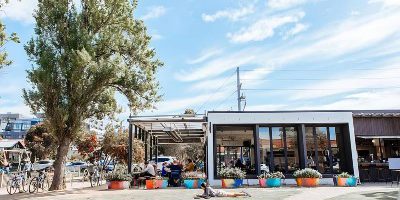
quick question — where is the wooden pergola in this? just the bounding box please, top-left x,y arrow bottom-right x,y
127,114 -> 207,173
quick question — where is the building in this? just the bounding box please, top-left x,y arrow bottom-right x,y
127,110 -> 400,186
0,113 -> 43,139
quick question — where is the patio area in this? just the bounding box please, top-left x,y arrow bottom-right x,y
0,183 -> 398,200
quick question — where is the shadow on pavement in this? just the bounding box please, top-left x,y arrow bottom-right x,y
361,191 -> 398,200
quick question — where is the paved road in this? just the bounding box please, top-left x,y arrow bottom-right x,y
0,184 -> 398,200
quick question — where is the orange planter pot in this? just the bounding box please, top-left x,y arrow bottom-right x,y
146,180 -> 156,189
107,181 -> 130,190
296,178 -> 319,187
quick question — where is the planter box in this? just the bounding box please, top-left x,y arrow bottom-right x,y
266,178 -> 281,187
259,179 -> 266,187
335,177 -> 357,187
155,180 -> 168,189
107,181 -> 130,190
221,179 -> 243,188
295,178 -> 319,187
183,179 -> 198,189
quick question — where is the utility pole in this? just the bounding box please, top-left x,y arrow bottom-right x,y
236,67 -> 241,111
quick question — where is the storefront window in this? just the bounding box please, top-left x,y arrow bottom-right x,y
306,127 -> 316,169
272,127 -> 285,173
259,127 -> 271,172
286,127 -> 299,173
316,127 -> 329,173
215,126 -> 256,176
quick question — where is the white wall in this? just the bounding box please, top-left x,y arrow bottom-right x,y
207,111 -> 359,186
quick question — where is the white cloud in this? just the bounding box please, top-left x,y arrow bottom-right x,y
283,23 -> 309,39
187,48 -> 224,65
0,0 -> 38,24
151,33 -> 163,40
202,5 -> 255,22
350,10 -> 360,16
267,0 -> 308,10
227,11 -> 305,43
141,6 -> 166,21
368,0 -> 400,7
245,104 -> 287,111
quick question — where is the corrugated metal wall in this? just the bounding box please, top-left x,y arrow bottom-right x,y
353,117 -> 400,136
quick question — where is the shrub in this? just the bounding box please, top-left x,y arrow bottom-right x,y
105,171 -> 132,182
336,172 -> 354,178
218,167 -> 246,179
258,171 -> 285,179
293,168 -> 322,178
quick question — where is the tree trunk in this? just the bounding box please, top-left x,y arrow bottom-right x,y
49,137 -> 71,191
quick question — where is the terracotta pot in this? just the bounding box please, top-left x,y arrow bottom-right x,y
107,181 -> 130,190
296,178 -> 319,187
146,180 -> 156,189
336,177 -> 357,187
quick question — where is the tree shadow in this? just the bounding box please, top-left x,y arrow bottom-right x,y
361,191 -> 398,200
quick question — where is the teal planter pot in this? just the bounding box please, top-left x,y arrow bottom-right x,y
337,177 -> 357,187
266,178 -> 281,187
197,179 -> 205,188
161,180 -> 168,188
183,180 -> 197,189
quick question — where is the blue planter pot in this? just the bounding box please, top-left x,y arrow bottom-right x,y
197,179 -> 206,188
234,179 -> 243,187
183,180 -> 197,189
266,178 -> 281,187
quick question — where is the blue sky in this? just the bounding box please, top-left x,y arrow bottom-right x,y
1,0 -> 400,120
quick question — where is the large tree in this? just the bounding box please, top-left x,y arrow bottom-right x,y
24,0 -> 162,190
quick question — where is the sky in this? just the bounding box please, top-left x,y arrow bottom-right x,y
1,0 -> 400,121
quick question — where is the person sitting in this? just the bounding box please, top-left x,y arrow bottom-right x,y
234,158 -> 245,169
195,182 -> 251,198
161,162 -> 170,177
184,159 -> 195,172
141,161 -> 156,177
169,160 -> 182,187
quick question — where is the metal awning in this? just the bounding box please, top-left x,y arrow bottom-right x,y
128,114 -> 207,144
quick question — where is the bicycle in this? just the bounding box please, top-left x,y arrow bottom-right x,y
29,170 -> 50,193
6,172 -> 28,195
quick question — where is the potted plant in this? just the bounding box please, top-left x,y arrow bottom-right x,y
218,167 -> 246,188
258,172 -> 285,187
293,168 -> 322,187
334,172 -> 357,187
105,171 -> 132,190
182,172 -> 206,189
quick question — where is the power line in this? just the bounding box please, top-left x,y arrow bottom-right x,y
240,77 -> 400,81
239,68 -> 400,72
242,86 -> 400,91
214,90 -> 237,110
195,71 -> 236,114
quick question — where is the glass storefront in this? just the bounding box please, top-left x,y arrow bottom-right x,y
215,124 -> 347,178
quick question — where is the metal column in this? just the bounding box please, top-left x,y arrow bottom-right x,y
144,131 -> 148,161
128,123 -> 133,173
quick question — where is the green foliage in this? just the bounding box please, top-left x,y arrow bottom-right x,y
293,168 -> 322,178
24,123 -> 57,161
0,0 -> 20,69
258,171 -> 285,179
336,172 -> 353,178
184,108 -> 195,115
76,132 -> 98,158
218,167 -> 246,179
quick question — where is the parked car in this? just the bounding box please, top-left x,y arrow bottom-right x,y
66,161 -> 89,172
33,160 -> 54,171
150,156 -> 176,171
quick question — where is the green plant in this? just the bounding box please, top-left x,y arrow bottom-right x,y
336,172 -> 354,178
218,168 -> 246,179
181,172 -> 206,180
258,171 -> 285,179
105,171 -> 132,182
293,168 -> 322,178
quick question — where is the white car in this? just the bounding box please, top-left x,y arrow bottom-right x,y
33,160 -> 54,171
150,156 -> 176,171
